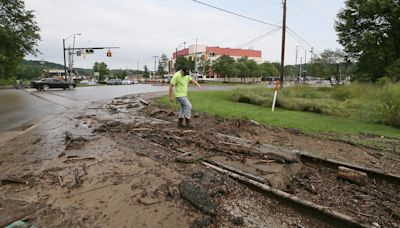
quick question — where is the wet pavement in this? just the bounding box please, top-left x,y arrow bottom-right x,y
0,89 -> 64,132
0,84 -> 233,132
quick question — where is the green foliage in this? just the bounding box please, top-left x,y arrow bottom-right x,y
259,62 -> 279,77
93,62 -> 109,82
236,57 -> 260,83
231,83 -> 400,128
198,59 -> 210,76
211,55 -> 237,81
335,0 -> 400,82
0,0 -> 41,79
158,53 -> 169,77
385,58 -> 400,81
143,65 -> 150,78
174,56 -> 194,71
113,69 -> 127,79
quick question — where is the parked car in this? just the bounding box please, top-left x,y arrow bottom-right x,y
30,78 -> 76,91
107,79 -> 123,85
122,80 -> 133,85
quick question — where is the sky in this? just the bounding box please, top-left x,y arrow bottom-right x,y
24,0 -> 345,70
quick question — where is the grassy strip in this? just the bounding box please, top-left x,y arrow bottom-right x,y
231,83 -> 400,128
156,90 -> 400,140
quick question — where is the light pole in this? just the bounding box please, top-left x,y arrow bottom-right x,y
63,33 -> 81,80
174,42 -> 186,72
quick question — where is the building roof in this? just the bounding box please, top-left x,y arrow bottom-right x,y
206,47 -> 261,58
173,45 -> 262,59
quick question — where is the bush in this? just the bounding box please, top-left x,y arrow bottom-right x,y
230,83 -> 400,128
362,84 -> 400,127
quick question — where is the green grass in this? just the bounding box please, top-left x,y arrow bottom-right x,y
157,90 -> 400,139
231,83 -> 400,128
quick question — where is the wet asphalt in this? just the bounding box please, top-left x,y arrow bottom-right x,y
0,84 -> 234,132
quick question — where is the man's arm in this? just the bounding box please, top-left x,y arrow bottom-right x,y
191,79 -> 202,90
169,84 -> 174,102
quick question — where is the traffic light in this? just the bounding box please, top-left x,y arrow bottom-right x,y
85,49 -> 94,54
106,49 -> 112,57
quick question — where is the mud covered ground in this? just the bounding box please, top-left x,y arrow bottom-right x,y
1,93 -> 399,227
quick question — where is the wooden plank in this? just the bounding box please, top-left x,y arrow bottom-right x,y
203,162 -> 369,228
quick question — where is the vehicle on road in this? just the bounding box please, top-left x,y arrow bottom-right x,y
122,80 -> 133,85
107,79 -> 123,85
30,78 -> 76,91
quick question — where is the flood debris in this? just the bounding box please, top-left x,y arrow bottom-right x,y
139,98 -> 149,106
0,178 -> 29,186
64,131 -> 88,150
337,166 -> 368,185
179,180 -> 218,216
191,216 -> 212,228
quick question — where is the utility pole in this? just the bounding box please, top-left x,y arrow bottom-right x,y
280,0 -> 287,87
152,56 -> 158,75
137,60 -> 139,72
194,38 -> 198,73
299,57 -> 303,79
304,50 -> 307,76
310,47 -> 314,77
63,39 -> 67,80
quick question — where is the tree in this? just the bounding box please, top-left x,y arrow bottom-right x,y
157,53 -> 169,77
143,65 -> 150,78
0,0 -> 41,80
211,55 -> 237,82
236,57 -> 260,83
198,59 -> 210,77
114,69 -> 127,79
308,49 -> 351,84
335,0 -> 400,82
259,62 -> 279,77
93,62 -> 109,82
174,56 -> 194,71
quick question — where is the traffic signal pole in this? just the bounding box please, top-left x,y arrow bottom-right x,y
280,0 -> 287,88
63,39 -> 67,80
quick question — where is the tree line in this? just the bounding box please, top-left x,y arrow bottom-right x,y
175,55 -> 279,82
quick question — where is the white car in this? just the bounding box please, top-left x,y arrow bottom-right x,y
122,80 -> 133,85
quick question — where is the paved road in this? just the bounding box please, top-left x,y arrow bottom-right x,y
0,84 -> 233,132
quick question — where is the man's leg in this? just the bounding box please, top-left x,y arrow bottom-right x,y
176,97 -> 185,127
181,97 -> 192,128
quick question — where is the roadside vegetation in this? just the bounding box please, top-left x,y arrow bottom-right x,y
157,88 -> 400,137
232,81 -> 400,128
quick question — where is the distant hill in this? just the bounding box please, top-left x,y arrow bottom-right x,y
23,60 -> 93,76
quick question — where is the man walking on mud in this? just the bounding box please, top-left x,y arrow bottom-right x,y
169,67 -> 202,128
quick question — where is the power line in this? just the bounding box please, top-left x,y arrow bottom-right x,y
192,0 -> 280,28
237,27 -> 281,48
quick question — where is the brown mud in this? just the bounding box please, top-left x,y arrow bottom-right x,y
0,93 -> 399,227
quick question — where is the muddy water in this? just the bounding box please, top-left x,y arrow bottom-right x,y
0,89 -> 63,132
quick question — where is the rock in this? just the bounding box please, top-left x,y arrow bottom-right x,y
191,216 -> 212,228
191,171 -> 205,179
230,216 -> 244,226
250,120 -> 259,126
179,180 -> 218,216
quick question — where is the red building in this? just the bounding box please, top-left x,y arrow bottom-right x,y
171,44 -> 262,78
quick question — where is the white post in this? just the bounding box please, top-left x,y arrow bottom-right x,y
271,80 -> 280,112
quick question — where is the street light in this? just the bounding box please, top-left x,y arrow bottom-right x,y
174,41 -> 186,72
63,33 -> 81,80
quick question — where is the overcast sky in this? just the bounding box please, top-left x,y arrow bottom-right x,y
25,0 -> 345,70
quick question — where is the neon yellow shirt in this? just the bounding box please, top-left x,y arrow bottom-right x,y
170,71 -> 192,97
